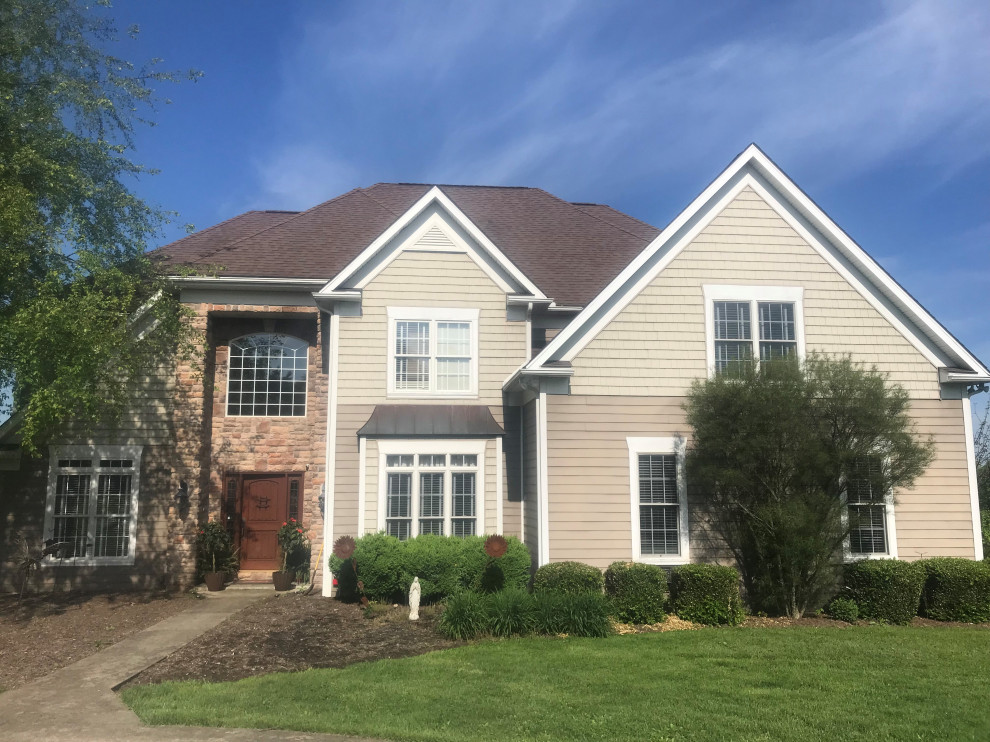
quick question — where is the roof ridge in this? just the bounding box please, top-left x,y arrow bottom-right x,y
370,182 -> 538,191
152,209 -> 279,256
182,187 -> 371,266
533,187 -> 654,243
357,185 -> 405,217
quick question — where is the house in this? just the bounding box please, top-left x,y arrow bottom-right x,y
1,144 -> 986,594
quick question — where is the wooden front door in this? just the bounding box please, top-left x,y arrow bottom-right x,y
239,474 -> 289,571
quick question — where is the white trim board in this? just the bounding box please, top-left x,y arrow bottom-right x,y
963,397 -> 985,561
321,312 -> 340,597
318,188 -> 545,300
525,145 -> 988,379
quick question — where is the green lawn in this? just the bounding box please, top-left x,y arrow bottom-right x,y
122,627 -> 990,742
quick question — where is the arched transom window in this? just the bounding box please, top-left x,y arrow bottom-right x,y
227,334 -> 308,417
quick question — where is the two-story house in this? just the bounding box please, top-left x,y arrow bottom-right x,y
1,145 -> 986,593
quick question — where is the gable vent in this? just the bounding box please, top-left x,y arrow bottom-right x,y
415,225 -> 456,248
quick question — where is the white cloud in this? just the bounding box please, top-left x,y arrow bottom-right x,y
251,145 -> 359,211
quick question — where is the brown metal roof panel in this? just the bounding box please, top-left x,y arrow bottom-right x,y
358,404 -> 505,438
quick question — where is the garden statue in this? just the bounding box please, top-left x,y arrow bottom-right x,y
409,576 -> 421,620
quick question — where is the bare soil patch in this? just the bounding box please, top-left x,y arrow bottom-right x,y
123,593 -> 462,687
0,591 -> 191,692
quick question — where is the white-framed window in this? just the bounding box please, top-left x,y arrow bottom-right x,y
43,445 -> 142,566
378,439 -> 485,539
844,457 -> 898,559
386,307 -> 480,397
227,333 -> 308,417
627,437 -> 689,565
703,286 -> 805,375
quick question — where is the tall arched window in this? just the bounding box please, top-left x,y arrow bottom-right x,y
227,334 -> 308,417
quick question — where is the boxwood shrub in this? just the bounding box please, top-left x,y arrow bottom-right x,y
825,597 -> 859,623
329,533 -> 531,603
842,560 -> 924,624
533,561 -> 604,595
670,564 -> 745,626
604,561 -> 667,624
916,557 -> 990,623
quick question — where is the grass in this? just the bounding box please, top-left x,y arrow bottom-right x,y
122,627 -> 990,742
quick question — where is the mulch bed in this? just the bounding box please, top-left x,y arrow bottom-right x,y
123,593 -> 463,687
0,591 -> 192,692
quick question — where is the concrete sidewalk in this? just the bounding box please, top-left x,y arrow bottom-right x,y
0,590 -> 379,742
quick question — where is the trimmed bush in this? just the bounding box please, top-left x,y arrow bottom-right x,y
670,564 -> 745,626
533,561 -> 604,595
458,535 -> 531,593
842,560 -> 924,625
604,561 -> 667,624
917,557 -> 990,623
437,590 -> 487,640
826,597 -> 859,623
329,533 -> 531,604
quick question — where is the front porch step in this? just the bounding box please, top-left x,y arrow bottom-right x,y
236,569 -> 275,584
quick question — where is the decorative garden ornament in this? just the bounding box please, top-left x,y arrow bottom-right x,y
409,576 -> 421,620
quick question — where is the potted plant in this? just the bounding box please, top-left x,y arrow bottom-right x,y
274,518 -> 309,591
196,521 -> 237,591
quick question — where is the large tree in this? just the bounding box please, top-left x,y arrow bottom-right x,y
0,0 -> 199,451
685,354 -> 934,618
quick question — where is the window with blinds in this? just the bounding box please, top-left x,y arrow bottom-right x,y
847,458 -> 889,555
638,454 -> 680,556
383,453 -> 479,539
712,297 -> 798,374
46,448 -> 141,564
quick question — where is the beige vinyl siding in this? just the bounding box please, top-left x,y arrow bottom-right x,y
894,399 -> 977,559
544,395 -> 977,568
337,250 -> 527,405
571,187 -> 940,398
332,404 -> 374,543
522,400 -> 540,567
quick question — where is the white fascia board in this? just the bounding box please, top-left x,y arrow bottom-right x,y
528,144 -> 988,376
170,276 -> 328,291
319,186 -> 546,300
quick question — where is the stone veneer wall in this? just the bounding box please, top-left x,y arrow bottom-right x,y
170,303 -> 329,588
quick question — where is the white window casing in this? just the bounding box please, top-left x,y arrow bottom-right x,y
627,437 -> 689,565
386,307 -> 480,398
43,445 -> 143,566
376,439 -> 486,538
702,285 -> 805,377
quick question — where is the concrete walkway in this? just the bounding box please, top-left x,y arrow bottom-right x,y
0,589 -> 379,742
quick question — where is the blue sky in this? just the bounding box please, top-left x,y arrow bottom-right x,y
113,0 -> 988,417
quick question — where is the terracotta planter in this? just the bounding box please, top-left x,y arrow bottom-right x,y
204,572 -> 226,592
272,571 -> 294,591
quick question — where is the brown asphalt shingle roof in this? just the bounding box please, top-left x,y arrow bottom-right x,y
154,184 -> 660,307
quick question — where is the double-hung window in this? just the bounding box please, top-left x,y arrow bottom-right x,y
627,437 -> 688,564
44,446 -> 142,565
387,308 -> 479,397
704,286 -> 804,375
845,457 -> 896,557
381,444 -> 484,539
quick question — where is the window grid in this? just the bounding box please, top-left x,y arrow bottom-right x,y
384,453 -> 479,540
847,458 -> 889,555
713,300 -> 797,373
48,452 -> 139,562
391,316 -> 475,395
638,454 -> 679,556
227,334 -> 308,417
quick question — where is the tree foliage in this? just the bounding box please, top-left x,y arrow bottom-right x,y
685,354 -> 934,618
0,0 -> 200,451
975,407 -> 989,511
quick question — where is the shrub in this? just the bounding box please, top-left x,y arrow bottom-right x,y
195,521 -> 237,579
329,533 -> 531,604
826,597 -> 859,623
533,561 -> 604,595
670,564 -> 745,626
604,562 -> 667,624
916,557 -> 990,623
842,560 -> 924,624
485,587 -> 535,637
437,591 -> 488,640
555,592 -> 614,637
458,535 -> 531,593
532,592 -> 568,635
